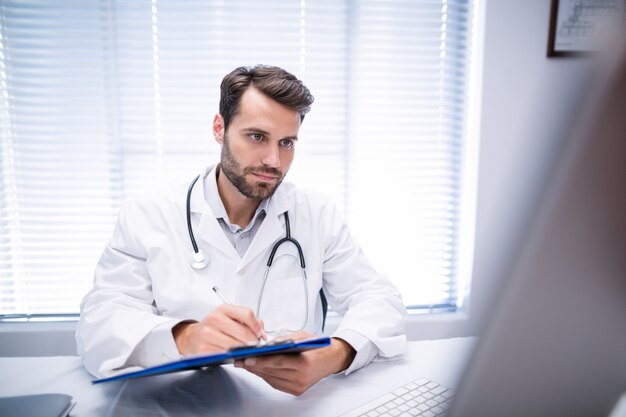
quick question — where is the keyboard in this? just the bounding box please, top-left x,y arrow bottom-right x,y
339,377 -> 454,417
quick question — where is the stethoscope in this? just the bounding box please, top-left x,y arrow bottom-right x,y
185,173 -> 327,332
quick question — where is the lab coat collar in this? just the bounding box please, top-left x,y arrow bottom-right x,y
188,165 -> 239,261
189,165 -> 292,269
188,165 -> 215,215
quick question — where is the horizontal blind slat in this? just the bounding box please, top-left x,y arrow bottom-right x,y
0,0 -> 474,316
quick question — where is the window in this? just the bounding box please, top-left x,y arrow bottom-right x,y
0,0 -> 478,318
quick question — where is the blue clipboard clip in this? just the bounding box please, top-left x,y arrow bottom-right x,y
92,337 -> 331,384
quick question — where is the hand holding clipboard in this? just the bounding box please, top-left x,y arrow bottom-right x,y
92,337 -> 330,384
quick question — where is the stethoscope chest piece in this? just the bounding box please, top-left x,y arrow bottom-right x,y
189,250 -> 209,270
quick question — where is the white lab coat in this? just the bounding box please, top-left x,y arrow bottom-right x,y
76,167 -> 407,377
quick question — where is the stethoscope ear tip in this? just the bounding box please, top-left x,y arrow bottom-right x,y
189,250 -> 209,270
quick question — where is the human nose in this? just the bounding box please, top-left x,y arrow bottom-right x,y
261,143 -> 280,168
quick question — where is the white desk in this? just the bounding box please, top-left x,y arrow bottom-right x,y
0,338 -> 475,417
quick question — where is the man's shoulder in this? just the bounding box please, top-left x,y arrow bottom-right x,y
275,182 -> 340,222
278,181 -> 334,206
120,178 -> 187,214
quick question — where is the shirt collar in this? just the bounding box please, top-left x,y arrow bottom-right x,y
204,164 -> 270,226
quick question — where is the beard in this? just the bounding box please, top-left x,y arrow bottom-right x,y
219,134 -> 285,200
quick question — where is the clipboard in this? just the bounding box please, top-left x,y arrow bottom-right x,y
92,337 -> 331,384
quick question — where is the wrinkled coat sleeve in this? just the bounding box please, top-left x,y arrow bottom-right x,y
318,196 -> 408,369
76,199 -> 180,378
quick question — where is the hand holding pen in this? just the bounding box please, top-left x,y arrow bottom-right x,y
212,286 -> 267,344
172,287 -> 266,357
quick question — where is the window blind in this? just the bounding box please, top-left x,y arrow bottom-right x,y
0,0 -> 477,317
347,0 -> 476,309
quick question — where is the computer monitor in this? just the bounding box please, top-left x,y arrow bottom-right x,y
447,31 -> 626,417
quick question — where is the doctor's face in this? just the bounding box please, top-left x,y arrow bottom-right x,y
215,87 -> 301,200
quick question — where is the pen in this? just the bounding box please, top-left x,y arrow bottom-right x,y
212,286 -> 266,343
211,285 -> 230,305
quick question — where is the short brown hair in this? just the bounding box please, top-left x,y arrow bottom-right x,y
219,65 -> 314,130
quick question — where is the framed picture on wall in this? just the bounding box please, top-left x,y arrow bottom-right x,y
547,0 -> 626,57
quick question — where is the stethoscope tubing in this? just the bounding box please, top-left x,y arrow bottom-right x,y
185,172 -> 326,331
187,174 -> 202,255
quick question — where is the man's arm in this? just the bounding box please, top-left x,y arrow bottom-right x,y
76,200 -> 181,377
318,196 -> 407,372
76,242 -> 180,377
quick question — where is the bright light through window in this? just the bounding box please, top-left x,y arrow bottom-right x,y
0,0 -> 478,318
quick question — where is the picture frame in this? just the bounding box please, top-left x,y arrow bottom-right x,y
547,0 -> 626,57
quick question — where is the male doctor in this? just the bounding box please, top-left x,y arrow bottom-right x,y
77,65 -> 407,396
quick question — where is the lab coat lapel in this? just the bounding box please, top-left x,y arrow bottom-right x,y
189,171 -> 240,262
238,186 -> 291,273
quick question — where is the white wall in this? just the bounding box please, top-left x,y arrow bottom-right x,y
407,0 -> 594,340
0,0 -> 597,356
0,321 -> 77,356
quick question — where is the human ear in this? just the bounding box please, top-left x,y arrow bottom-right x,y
213,114 -> 225,145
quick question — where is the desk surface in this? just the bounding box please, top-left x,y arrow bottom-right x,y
0,338 -> 475,417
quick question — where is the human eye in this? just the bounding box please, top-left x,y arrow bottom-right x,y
249,133 -> 263,142
279,139 -> 294,149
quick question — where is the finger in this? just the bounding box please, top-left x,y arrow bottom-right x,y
197,325 -> 249,351
243,361 -> 298,383
241,356 -> 318,396
285,331 -> 314,341
272,330 -> 314,344
244,354 -> 301,372
218,304 -> 265,339
244,369 -> 310,396
263,376 -> 310,397
220,314 -> 262,343
258,319 -> 267,340
203,305 -> 263,343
